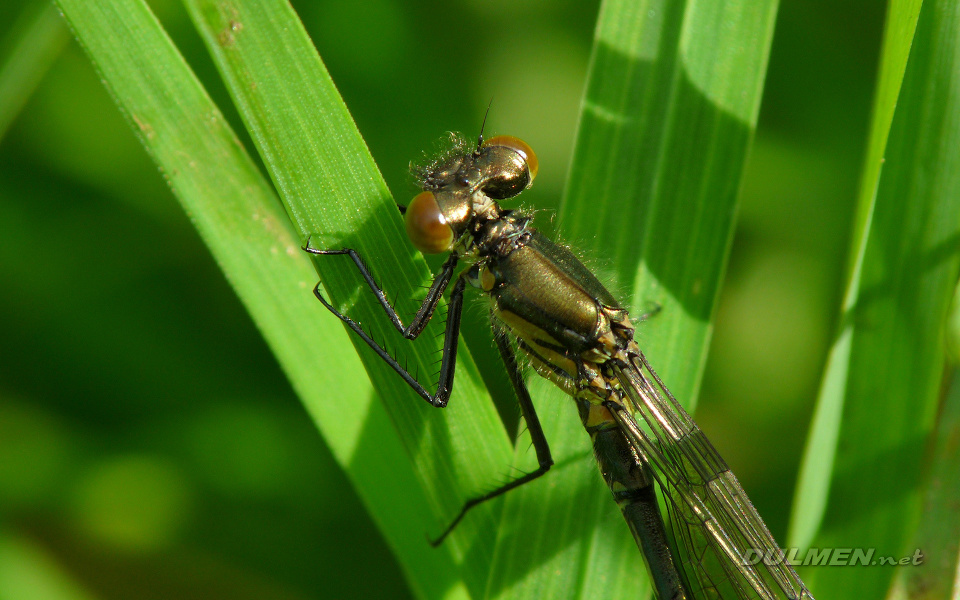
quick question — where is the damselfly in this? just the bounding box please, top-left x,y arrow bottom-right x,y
305,130 -> 814,600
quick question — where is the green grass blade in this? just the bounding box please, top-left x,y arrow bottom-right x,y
52,0 -> 495,597
181,0 -> 515,596
800,0 -> 960,597
486,1 -> 780,597
563,0 -> 777,393
789,0 -> 923,552
0,1 -> 69,140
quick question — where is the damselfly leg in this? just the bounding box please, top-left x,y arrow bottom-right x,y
302,241 -> 554,544
302,246 -> 462,407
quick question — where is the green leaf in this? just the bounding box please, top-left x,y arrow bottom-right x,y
181,1 -> 520,596
0,0 -> 69,140
54,0 -> 492,597
794,0 -> 960,597
789,0 -> 923,552
564,0 -> 778,398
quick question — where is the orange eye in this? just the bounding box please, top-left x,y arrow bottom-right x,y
405,191 -> 455,254
485,135 -> 538,183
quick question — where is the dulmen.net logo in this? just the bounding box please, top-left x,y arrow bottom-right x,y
741,548 -> 925,567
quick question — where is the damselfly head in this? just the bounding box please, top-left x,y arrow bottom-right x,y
405,135 -> 538,254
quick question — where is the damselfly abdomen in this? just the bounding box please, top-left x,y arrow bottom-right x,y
305,131 -> 813,600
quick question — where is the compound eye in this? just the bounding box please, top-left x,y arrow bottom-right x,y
480,135 -> 539,199
405,191 -> 455,254
485,135 -> 538,182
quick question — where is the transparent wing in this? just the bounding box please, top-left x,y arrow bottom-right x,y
610,351 -> 814,600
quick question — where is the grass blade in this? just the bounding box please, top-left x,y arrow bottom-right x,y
53,0 -> 495,597
789,0 -> 923,552
798,0 -> 960,597
0,1 -> 69,140
182,0 -> 518,596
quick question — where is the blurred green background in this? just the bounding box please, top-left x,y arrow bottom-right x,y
0,0 -> 883,597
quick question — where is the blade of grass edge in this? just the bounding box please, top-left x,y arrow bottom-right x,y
485,1 -> 780,598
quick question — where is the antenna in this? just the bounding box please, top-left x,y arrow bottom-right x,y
476,97 -> 494,154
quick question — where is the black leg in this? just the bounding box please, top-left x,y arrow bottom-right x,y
304,245 -> 459,339
303,243 -> 463,407
430,317 -> 554,545
305,242 -> 553,542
